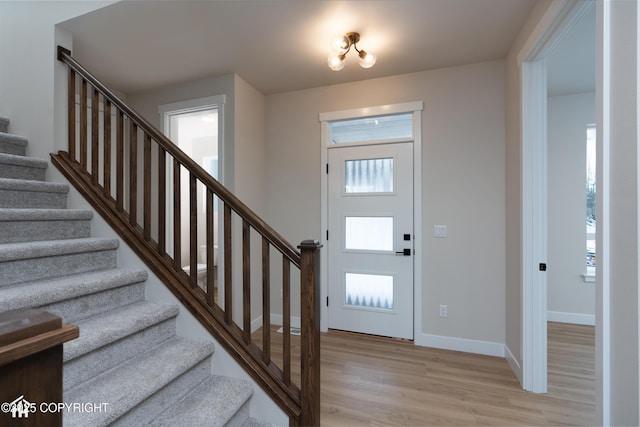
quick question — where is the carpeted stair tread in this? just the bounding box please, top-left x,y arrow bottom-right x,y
64,301 -> 180,362
0,177 -> 68,193
0,208 -> 92,221
0,153 -> 47,168
0,268 -> 147,313
63,302 -> 182,391
153,375 -> 254,427
0,177 -> 69,209
0,132 -> 27,156
0,153 -> 48,181
242,417 -> 277,427
0,237 -> 118,261
0,208 -> 93,243
64,336 -> 215,426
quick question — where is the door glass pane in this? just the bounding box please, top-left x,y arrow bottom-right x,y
345,158 -> 393,193
345,217 -> 393,251
345,273 -> 394,310
330,113 -> 412,144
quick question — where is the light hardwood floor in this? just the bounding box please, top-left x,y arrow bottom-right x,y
254,322 -> 595,426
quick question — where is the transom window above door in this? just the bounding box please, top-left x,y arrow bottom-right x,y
329,113 -> 413,144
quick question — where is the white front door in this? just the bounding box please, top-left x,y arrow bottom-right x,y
327,142 -> 414,339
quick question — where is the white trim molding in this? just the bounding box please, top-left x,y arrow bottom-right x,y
547,311 -> 596,326
415,333 -> 505,358
319,101 -> 424,340
505,345 -> 523,385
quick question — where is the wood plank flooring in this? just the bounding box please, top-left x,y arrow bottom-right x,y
253,322 -> 595,426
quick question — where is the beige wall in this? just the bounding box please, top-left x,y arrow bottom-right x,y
265,60 -> 506,347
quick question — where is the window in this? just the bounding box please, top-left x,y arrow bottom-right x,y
329,113 -> 413,144
344,158 -> 394,193
585,125 -> 596,278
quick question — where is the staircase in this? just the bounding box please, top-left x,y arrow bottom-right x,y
0,116 -> 267,426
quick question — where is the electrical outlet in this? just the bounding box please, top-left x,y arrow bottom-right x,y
439,304 -> 448,317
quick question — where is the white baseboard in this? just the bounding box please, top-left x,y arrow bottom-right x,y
505,344 -> 523,385
547,310 -> 595,326
269,314 -> 301,328
414,333 -> 505,357
251,316 -> 263,333
251,314 -> 302,332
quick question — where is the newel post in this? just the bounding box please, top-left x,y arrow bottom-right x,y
298,239 -> 322,427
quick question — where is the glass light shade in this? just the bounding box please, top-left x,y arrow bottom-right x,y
328,54 -> 346,71
358,50 -> 377,68
331,36 -> 350,54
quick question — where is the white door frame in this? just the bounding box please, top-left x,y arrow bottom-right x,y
517,0 -> 597,395
319,101 -> 423,336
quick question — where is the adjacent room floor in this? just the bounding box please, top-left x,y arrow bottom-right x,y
255,322 -> 595,426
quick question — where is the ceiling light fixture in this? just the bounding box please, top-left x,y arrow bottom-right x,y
328,32 -> 377,71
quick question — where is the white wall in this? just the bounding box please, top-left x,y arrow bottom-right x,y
265,60 -> 506,354
0,1 -> 115,163
603,1 -> 640,424
547,92 -> 595,324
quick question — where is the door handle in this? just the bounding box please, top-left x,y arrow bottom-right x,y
395,248 -> 411,256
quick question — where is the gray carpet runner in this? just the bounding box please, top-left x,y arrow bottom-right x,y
0,116 -> 266,426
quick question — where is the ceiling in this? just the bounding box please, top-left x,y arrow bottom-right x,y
60,0 -> 542,95
59,0 -> 595,98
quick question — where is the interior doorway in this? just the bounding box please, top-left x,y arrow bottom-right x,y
158,95 -> 225,297
518,0 -> 595,395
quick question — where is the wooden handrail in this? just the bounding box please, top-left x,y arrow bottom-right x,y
0,309 -> 79,426
54,45 -> 320,426
56,46 -> 301,267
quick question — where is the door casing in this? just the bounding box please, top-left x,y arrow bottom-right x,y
319,101 -> 423,337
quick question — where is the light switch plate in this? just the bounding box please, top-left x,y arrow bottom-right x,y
434,225 -> 448,238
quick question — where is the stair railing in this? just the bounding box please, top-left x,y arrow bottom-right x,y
54,46 -> 320,426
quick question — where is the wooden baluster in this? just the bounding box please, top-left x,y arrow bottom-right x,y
91,88 -> 99,184
80,79 -> 87,172
189,172 -> 198,289
129,121 -> 137,226
173,159 -> 181,271
206,189 -> 215,307
116,111 -> 124,212
158,148 -> 166,255
224,204 -> 232,324
242,220 -> 251,344
283,257 -> 291,386
68,69 -> 76,162
262,237 -> 271,364
104,100 -> 112,198
143,134 -> 152,241
299,240 -> 322,427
